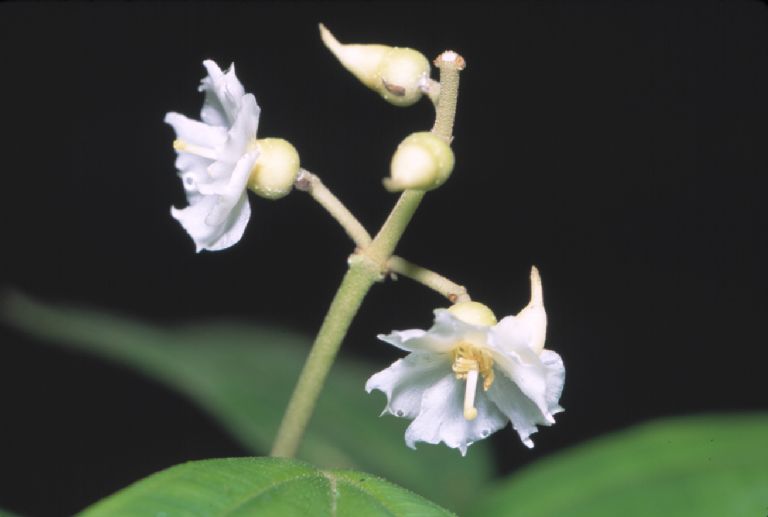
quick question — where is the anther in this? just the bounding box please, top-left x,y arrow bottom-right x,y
173,139 -> 218,160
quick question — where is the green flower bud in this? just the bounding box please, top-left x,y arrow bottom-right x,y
248,138 -> 300,200
319,24 -> 430,107
384,132 -> 455,192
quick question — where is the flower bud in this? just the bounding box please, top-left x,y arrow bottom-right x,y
448,301 -> 498,327
384,132 -> 454,192
248,138 -> 300,200
319,24 -> 430,107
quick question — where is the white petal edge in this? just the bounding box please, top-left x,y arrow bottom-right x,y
216,94 -> 261,166
486,350 -> 565,448
365,352 -> 450,419
405,373 -> 507,456
170,191 -> 251,253
492,305 -> 547,355
164,112 -> 227,149
377,309 -> 490,354
486,370 -> 547,448
540,349 -> 566,415
491,349 -> 553,424
199,60 -> 248,127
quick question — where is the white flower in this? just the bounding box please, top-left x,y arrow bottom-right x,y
165,60 -> 261,252
366,267 -> 565,455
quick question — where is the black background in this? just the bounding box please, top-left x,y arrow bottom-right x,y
1,2 -> 767,516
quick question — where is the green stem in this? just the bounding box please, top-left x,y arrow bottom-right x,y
431,51 -> 465,142
295,169 -> 372,248
367,54 -> 465,263
270,51 -> 465,458
270,258 -> 380,457
366,190 -> 425,263
387,255 -> 470,303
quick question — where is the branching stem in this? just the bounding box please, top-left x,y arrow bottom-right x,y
271,50 -> 466,458
295,169 -> 372,248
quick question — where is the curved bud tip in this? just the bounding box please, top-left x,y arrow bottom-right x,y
519,266 -> 547,354
248,138 -> 300,200
385,131 -> 454,192
319,24 -> 430,107
318,23 -> 340,54
319,23 -> 391,90
530,265 -> 543,306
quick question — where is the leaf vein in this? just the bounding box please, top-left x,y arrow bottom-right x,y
218,474 -> 325,516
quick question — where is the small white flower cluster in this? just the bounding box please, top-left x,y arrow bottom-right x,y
367,267 -> 564,454
165,40 -> 565,456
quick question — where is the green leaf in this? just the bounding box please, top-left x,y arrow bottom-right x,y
79,457 -> 454,516
2,293 -> 491,512
0,509 -> 21,517
469,414 -> 768,517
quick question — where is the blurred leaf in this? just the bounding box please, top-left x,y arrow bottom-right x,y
0,509 -> 21,517
79,457 -> 454,516
2,293 -> 492,512
469,414 -> 768,517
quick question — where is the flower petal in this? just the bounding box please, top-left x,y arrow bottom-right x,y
485,373 -> 541,448
377,329 -> 428,352
178,167 -> 210,197
164,112 -> 227,173
540,349 -> 566,415
164,112 -> 227,148
492,306 -> 547,355
216,94 -> 261,166
174,152 -> 212,175
405,373 -> 507,455
491,348 -> 552,424
170,190 -> 251,252
199,60 -> 250,127
365,352 -> 449,419
486,350 -> 564,448
197,150 -> 258,200
378,309 -> 486,354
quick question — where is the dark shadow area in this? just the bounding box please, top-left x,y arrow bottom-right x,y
1,1 -> 767,515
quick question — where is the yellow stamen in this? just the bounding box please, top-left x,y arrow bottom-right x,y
451,343 -> 495,421
173,139 -> 218,160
